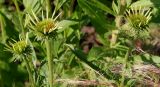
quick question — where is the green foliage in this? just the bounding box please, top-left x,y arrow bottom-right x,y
0,0 -> 160,87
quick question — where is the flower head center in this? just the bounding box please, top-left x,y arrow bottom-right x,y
36,19 -> 55,34
12,41 -> 27,54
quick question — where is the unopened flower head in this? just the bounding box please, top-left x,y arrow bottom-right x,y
27,10 -> 61,40
5,39 -> 32,57
125,6 -> 152,31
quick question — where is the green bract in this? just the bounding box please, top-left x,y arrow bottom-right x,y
36,19 -> 55,34
13,41 -> 27,54
6,40 -> 32,57
125,6 -> 152,31
27,10 -> 61,40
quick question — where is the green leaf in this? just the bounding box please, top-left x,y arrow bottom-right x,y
55,0 -> 67,11
141,54 -> 160,64
88,47 -> 104,61
65,44 -> 118,80
133,55 -> 143,63
57,20 -> 78,33
23,0 -> 42,12
0,60 -> 10,71
78,0 -> 115,34
0,11 -> 19,43
114,44 -> 129,52
151,55 -> 160,64
87,0 -> 114,15
78,0 -> 96,18
112,0 -> 119,15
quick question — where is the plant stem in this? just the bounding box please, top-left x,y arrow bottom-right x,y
12,0 -> 20,12
0,16 -> 7,43
110,15 -> 122,47
119,0 -> 126,15
23,56 -> 35,87
45,38 -> 53,87
120,49 -> 130,87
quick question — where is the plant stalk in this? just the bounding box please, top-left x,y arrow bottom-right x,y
119,0 -> 126,15
110,16 -> 122,47
0,16 -> 7,43
23,56 -> 35,87
120,49 -> 130,87
45,38 -> 53,87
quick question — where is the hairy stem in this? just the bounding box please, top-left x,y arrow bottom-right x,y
110,15 -> 123,47
120,49 -> 130,87
45,38 -> 53,87
23,56 -> 35,87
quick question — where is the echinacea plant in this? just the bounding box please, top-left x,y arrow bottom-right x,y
27,10 -> 61,41
27,9 -> 62,87
121,6 -> 152,55
120,6 -> 152,41
5,38 -> 35,87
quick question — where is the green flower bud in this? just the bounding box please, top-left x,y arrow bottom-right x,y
27,10 -> 61,41
125,6 -> 152,31
6,40 -> 32,57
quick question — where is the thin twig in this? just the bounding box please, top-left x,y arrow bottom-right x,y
55,79 -> 115,86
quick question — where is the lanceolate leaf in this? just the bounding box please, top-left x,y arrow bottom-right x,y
112,0 -> 119,15
0,11 -> 19,43
78,0 -> 115,34
87,0 -> 114,16
65,44 -> 119,80
55,0 -> 67,11
151,55 -> 160,64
